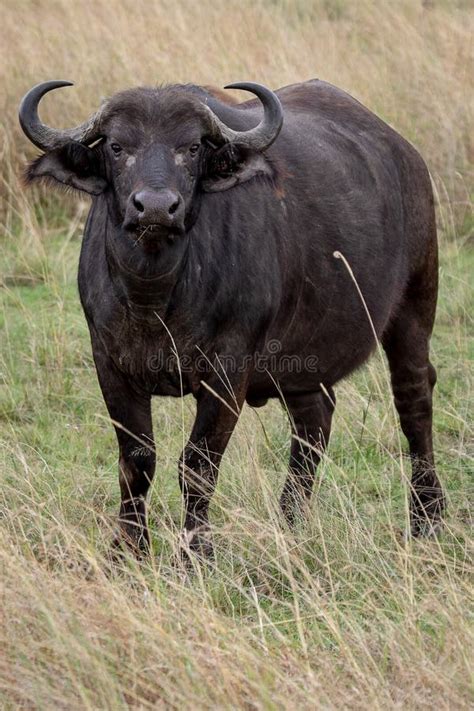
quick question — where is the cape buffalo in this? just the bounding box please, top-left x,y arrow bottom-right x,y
19,78 -> 445,557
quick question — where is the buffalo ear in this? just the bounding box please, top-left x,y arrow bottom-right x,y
201,143 -> 273,193
25,141 -> 107,195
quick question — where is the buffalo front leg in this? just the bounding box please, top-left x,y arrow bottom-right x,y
94,350 -> 155,556
179,375 -> 248,560
280,389 -> 335,525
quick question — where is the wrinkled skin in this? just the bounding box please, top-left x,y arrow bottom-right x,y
23,79 -> 445,557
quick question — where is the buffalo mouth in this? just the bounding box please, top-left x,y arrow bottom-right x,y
128,223 -> 180,248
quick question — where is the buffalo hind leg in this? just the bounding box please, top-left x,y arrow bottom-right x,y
382,292 -> 445,536
280,389 -> 335,525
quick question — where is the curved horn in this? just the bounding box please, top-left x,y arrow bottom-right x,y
19,80 -> 104,151
204,82 -> 283,151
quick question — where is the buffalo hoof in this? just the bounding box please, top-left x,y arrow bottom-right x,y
279,494 -> 312,529
409,492 -> 446,539
176,526 -> 215,569
109,525 -> 150,564
409,516 -> 443,539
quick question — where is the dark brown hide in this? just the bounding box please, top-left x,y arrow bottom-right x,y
20,79 -> 445,557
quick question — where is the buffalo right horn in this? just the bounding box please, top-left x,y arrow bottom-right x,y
19,80 -> 105,151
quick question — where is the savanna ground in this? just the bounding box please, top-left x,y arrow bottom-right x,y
0,1 -> 473,708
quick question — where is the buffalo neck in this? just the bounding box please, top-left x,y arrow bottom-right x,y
103,210 -> 191,321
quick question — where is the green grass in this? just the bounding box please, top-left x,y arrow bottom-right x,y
0,203 -> 472,708
0,0 -> 473,704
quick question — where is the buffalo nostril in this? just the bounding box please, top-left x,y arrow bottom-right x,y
168,197 -> 180,215
133,194 -> 144,213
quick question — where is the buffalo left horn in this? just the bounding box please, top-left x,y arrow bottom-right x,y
19,80 -> 104,151
204,82 -> 283,151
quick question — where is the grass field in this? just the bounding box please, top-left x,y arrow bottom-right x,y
1,0 -> 473,708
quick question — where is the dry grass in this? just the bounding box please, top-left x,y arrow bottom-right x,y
0,1 -> 473,709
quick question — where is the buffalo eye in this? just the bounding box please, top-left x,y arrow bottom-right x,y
110,142 -> 122,155
189,143 -> 200,156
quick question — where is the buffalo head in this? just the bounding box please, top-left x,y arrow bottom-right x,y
19,81 -> 283,249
